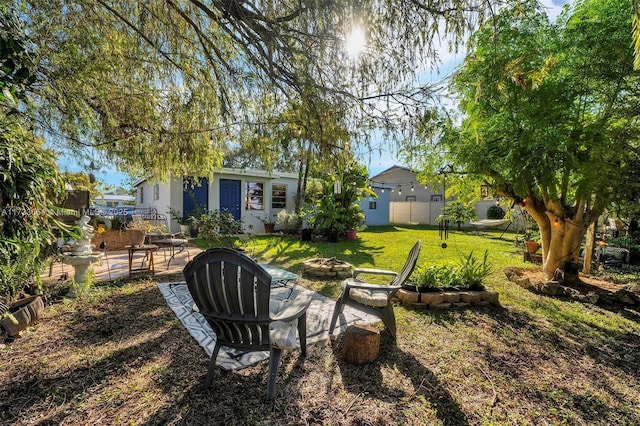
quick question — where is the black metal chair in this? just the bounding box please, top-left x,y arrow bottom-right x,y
183,247 -> 311,400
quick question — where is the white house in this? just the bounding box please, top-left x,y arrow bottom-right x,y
134,168 -> 300,233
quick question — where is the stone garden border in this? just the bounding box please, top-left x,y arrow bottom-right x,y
302,257 -> 353,279
396,288 -> 500,309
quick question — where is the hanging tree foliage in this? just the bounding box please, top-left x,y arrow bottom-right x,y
11,0 -> 508,181
412,0 -> 640,279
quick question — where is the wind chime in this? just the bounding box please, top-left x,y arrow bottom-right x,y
438,167 -> 450,248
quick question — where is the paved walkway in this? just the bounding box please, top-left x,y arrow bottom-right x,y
42,244 -> 203,284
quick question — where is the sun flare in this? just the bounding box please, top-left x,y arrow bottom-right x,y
345,26 -> 366,58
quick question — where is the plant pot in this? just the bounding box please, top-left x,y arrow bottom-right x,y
327,230 -> 339,243
127,229 -> 146,246
301,228 -> 312,241
346,230 -> 357,241
524,240 -> 539,253
264,223 -> 275,233
0,296 -> 45,337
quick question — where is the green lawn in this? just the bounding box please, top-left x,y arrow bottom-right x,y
3,225 -> 639,425
197,224 -> 530,297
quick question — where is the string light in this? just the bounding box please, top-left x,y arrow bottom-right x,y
411,182 -> 414,191
398,185 -> 402,195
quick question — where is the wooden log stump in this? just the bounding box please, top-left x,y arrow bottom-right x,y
342,324 -> 380,364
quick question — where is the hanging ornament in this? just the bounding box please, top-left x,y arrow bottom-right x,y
438,215 -> 449,242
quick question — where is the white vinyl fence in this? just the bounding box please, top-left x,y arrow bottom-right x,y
389,200 -> 525,229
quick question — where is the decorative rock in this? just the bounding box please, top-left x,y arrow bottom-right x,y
480,290 -> 500,305
585,291 -> 600,304
541,281 -> 562,296
420,293 -> 444,305
452,302 -> 470,308
431,302 -> 452,309
626,285 -> 640,297
615,289 -> 636,305
342,324 -> 380,364
515,277 -> 532,290
459,291 -> 482,304
397,289 -> 419,304
504,267 -> 521,281
441,292 -> 461,303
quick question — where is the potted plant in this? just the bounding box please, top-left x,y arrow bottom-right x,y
125,220 -> 165,246
168,207 -> 195,237
259,212 -> 276,233
299,205 -> 317,241
524,228 -> 540,253
340,204 -> 366,241
1,295 -> 45,338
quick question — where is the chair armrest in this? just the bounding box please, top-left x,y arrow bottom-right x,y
352,268 -> 398,280
271,293 -> 312,322
342,278 -> 401,292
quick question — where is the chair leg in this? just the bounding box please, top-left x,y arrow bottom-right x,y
328,292 -> 347,334
203,341 -> 222,391
267,346 -> 282,401
298,313 -> 307,357
380,305 -> 397,341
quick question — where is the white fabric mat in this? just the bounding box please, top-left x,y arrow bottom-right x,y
158,281 -> 377,371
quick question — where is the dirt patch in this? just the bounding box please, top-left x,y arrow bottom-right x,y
509,266 -> 623,294
505,266 -> 640,308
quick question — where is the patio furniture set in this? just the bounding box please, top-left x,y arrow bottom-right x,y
182,240 -> 421,400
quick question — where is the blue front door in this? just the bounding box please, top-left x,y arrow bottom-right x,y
219,179 -> 241,220
182,177 -> 209,218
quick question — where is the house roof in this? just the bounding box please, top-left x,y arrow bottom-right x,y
133,168 -> 299,187
370,165 -> 415,181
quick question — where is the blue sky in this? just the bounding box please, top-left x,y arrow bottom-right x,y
56,0 -> 569,188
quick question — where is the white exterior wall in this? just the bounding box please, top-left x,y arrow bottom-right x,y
137,170 -> 299,234
136,181 -> 154,211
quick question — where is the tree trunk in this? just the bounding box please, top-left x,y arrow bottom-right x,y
582,221 -> 596,275
526,203 -> 595,281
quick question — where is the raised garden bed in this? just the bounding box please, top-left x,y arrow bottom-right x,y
396,287 -> 500,309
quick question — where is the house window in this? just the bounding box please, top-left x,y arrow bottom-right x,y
369,201 -> 377,210
139,187 -> 144,204
271,184 -> 287,209
406,196 -> 416,202
431,194 -> 443,202
246,182 -> 264,210
153,184 -> 159,201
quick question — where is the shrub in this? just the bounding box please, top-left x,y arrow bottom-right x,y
276,210 -> 301,234
440,200 -> 477,230
411,265 -> 441,288
486,205 -> 506,219
458,250 -> 491,289
199,210 -> 245,248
